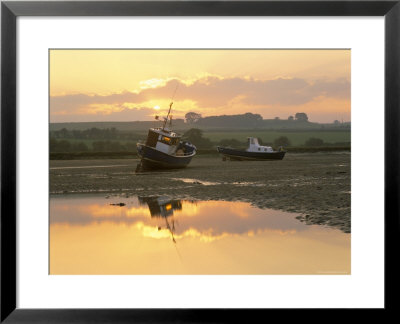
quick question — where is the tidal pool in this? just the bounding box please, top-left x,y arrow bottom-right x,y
50,194 -> 350,275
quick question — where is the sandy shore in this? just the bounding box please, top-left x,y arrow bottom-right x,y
50,153 -> 351,233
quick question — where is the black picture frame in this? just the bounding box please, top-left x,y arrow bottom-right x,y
1,0 -> 399,322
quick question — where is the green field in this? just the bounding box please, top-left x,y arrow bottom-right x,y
52,130 -> 350,149
202,130 -> 350,146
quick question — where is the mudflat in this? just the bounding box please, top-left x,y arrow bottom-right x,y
50,152 -> 351,233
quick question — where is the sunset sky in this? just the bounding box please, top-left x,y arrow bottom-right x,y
50,49 -> 350,123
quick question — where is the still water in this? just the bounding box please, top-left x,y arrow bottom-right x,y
50,194 -> 350,275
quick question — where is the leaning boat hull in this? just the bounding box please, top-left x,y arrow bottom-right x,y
137,144 -> 195,170
217,146 -> 286,161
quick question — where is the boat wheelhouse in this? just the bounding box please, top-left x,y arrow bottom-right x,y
217,137 -> 286,161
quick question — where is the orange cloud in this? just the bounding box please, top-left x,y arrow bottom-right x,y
50,75 -> 350,123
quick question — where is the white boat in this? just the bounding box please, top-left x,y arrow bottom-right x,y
217,137 -> 286,161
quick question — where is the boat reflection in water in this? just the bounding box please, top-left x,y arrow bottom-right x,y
138,196 -> 182,218
50,194 -> 350,275
138,196 -> 185,243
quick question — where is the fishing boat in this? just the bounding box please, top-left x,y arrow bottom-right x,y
136,102 -> 196,171
217,137 -> 286,161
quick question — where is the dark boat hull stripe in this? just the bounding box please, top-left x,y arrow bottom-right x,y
138,144 -> 195,169
217,146 -> 285,160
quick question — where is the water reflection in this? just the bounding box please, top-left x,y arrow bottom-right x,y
50,195 -> 312,239
138,196 -> 183,243
138,196 -> 183,218
50,194 -> 350,275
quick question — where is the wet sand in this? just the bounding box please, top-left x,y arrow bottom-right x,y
50,152 -> 351,233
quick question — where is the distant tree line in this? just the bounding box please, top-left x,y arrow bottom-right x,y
184,111 -> 351,129
182,129 -> 349,150
193,113 -> 263,128
185,112 -> 311,126
50,127 -> 142,141
272,136 -> 342,147
50,138 -> 137,153
182,128 -> 213,149
49,127 -> 350,153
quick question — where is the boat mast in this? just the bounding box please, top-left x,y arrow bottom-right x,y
162,83 -> 179,131
163,102 -> 173,130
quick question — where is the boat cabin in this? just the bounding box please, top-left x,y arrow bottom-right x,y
145,127 -> 181,155
246,137 -> 274,153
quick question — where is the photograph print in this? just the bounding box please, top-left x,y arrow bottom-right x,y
49,49 -> 351,275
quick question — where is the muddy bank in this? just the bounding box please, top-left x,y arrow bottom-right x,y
50,153 -> 351,233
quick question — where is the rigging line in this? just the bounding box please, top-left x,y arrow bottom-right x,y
163,83 -> 179,129
171,82 -> 179,103
165,217 -> 183,263
174,241 -> 183,263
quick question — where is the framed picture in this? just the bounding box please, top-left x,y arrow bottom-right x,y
1,0 -> 399,321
